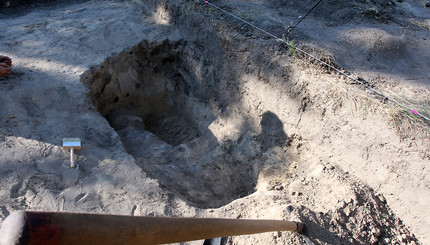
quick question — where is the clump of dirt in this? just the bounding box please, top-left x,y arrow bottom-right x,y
290,168 -> 419,245
215,162 -> 419,245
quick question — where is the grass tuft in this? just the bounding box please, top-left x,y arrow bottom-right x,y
293,42 -> 430,145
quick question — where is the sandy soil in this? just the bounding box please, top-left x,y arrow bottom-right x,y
1,0 -> 429,244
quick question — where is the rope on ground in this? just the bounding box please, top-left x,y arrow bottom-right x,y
202,0 -> 430,122
287,0 -> 324,34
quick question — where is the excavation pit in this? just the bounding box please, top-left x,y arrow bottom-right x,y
82,39 -> 265,208
1,0 -> 427,243
83,40 -> 213,147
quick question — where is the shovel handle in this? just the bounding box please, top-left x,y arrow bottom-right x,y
0,211 -> 303,245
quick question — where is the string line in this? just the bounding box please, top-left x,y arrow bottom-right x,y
202,0 -> 429,122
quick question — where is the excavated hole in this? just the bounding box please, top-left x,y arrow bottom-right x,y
82,40 -> 259,208
84,40 -> 205,147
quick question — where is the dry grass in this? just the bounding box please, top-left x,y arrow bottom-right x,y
376,80 -> 430,142
203,0 -> 430,145
292,41 -> 430,145
295,42 -> 342,71
386,106 -> 430,141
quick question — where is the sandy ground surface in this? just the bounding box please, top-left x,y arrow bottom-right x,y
1,0 -> 429,244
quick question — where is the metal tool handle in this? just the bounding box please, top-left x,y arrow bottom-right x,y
0,211 -> 304,245
70,148 -> 76,168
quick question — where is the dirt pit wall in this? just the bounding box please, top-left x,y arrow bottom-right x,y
80,2 -> 422,243
81,37 -> 260,208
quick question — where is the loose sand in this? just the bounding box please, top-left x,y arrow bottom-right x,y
1,0 -> 429,244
